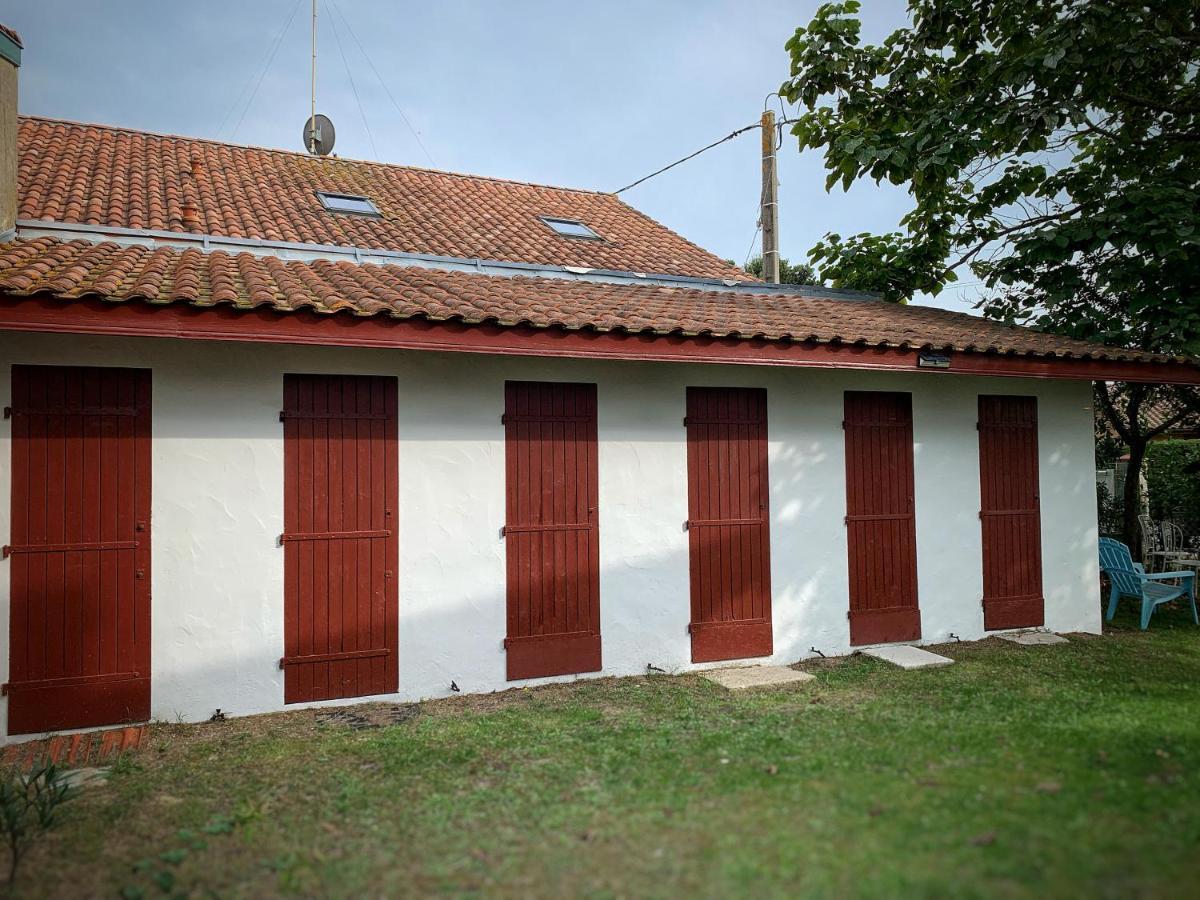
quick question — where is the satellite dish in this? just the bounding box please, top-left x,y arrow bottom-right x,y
302,114 -> 336,156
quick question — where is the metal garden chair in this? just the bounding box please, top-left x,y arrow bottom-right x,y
1138,513 -> 1162,569
1099,537 -> 1199,630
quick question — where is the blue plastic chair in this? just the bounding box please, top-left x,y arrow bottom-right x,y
1098,537 -> 1199,629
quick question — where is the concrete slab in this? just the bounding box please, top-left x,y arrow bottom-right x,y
700,666 -> 815,690
861,645 -> 954,669
997,631 -> 1069,646
61,767 -> 109,790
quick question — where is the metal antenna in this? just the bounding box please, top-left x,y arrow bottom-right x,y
309,0 -> 317,154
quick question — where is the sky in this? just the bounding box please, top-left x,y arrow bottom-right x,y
0,0 -> 975,312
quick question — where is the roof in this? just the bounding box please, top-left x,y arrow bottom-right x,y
17,116 -> 746,280
0,236 -> 1185,363
3,116 -> 1197,382
0,24 -> 21,49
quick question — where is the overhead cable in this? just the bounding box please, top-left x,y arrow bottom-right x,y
329,0 -> 438,167
223,0 -> 306,141
328,5 -> 380,160
612,122 -> 760,194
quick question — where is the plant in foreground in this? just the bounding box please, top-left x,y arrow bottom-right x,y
0,762 -> 73,886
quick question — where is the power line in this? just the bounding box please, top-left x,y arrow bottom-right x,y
328,5 -> 380,160
743,222 -> 762,269
328,0 -> 437,167
613,122 -> 760,194
223,0 -> 306,141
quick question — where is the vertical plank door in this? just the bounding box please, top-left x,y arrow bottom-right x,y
843,391 -> 921,645
281,374 -> 398,704
978,395 -> 1044,630
5,365 -> 151,735
503,381 -> 601,680
685,387 -> 772,662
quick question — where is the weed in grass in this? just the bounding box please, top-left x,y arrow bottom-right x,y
0,763 -> 73,888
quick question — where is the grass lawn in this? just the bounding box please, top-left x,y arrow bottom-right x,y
14,603 -> 1200,898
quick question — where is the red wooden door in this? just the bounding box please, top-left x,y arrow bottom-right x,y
503,381 -> 600,681
5,365 -> 151,735
978,395 -> 1044,629
281,374 -> 398,704
685,387 -> 772,662
843,391 -> 921,645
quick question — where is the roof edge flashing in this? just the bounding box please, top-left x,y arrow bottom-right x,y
15,219 -> 882,302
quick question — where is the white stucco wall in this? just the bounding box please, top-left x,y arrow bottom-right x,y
0,332 -> 1101,738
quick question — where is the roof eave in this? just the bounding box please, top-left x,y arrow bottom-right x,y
3,292 -> 1198,385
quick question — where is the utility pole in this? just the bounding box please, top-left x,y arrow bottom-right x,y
309,0 -> 318,154
760,109 -> 780,283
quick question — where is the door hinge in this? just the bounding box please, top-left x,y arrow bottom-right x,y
1,546 -> 9,559
2,407 -> 10,419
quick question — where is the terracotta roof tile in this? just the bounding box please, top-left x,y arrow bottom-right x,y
0,24 -> 21,49
0,236 -> 1183,363
17,116 -> 747,280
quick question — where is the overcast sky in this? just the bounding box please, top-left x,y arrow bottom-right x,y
1,0 -> 976,312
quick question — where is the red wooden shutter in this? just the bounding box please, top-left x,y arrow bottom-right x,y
685,387 -> 772,662
503,381 -> 601,681
978,395 -> 1044,630
843,391 -> 921,646
5,365 -> 151,735
281,374 -> 398,703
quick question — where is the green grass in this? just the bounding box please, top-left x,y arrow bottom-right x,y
16,604 -> 1200,898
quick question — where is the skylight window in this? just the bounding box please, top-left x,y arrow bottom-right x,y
540,216 -> 602,240
316,191 -> 381,217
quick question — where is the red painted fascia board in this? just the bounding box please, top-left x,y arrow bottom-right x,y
1,294 -> 1197,384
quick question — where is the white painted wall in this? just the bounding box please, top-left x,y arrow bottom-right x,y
0,332 -> 1101,738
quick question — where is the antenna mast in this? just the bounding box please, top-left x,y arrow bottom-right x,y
309,0 -> 317,154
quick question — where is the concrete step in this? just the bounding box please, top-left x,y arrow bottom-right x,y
997,631 -> 1069,646
861,645 -> 954,670
700,665 -> 815,690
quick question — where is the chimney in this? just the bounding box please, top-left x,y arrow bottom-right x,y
0,24 -> 20,237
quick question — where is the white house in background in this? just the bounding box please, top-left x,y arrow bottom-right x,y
0,26 -> 1197,741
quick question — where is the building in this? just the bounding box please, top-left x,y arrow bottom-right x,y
1,27 -> 1197,740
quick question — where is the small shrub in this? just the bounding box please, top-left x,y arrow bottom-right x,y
1097,481 -> 1124,538
0,763 -> 73,886
1145,440 -> 1200,539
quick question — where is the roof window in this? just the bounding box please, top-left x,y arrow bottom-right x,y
316,191 -> 381,217
539,216 -> 602,240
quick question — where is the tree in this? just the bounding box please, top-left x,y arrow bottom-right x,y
780,0 -> 1200,550
744,255 -> 821,285
724,256 -> 822,284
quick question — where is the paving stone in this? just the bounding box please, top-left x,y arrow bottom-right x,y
699,666 -> 815,690
862,645 -> 955,669
314,710 -> 377,731
997,631 -> 1069,646
384,704 -> 421,725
